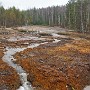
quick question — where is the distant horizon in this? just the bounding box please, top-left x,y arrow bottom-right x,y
0,0 -> 69,10
0,4 -> 66,10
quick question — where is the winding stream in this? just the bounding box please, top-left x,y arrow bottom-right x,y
2,30 -> 90,90
2,42 -> 49,90
2,46 -> 35,90
84,86 -> 90,90
1,31 -> 67,90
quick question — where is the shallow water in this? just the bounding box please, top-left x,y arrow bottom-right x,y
2,31 -> 89,90
8,36 -> 46,41
52,33 -> 68,38
84,86 -> 90,90
53,39 -> 61,43
2,33 -> 62,90
3,47 -> 33,90
2,42 -> 48,90
52,33 -> 60,37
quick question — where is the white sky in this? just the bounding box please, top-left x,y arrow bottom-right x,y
0,0 -> 69,10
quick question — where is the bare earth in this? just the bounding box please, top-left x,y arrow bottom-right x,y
0,26 -> 90,90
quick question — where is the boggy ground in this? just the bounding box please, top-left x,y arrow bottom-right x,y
0,26 -> 90,90
0,43 -> 20,90
14,33 -> 90,90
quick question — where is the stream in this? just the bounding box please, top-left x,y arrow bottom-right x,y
84,86 -> 90,90
2,46 -> 36,90
2,31 -> 89,90
2,31 -> 61,90
2,42 -> 49,90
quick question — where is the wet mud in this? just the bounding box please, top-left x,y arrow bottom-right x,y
0,26 -> 90,90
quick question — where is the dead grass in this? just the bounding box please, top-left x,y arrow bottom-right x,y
15,38 -> 90,90
0,44 -> 20,90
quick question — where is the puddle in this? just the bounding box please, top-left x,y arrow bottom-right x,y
53,39 -> 61,43
8,36 -> 46,41
52,33 -> 68,38
84,86 -> 90,90
52,33 -> 60,37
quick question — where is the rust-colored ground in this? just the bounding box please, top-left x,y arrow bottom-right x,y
0,26 -> 90,90
0,43 -> 20,90
15,38 -> 90,90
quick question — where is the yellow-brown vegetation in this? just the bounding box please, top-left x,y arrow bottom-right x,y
15,39 -> 90,90
0,44 -> 20,90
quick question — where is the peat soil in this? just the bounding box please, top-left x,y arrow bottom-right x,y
0,26 -> 90,90
0,35 -> 20,89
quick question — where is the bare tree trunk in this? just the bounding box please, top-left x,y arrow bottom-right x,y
80,0 -> 84,33
86,3 -> 90,33
51,8 -> 54,26
58,15 -> 60,26
74,2 -> 76,30
4,20 -> 6,29
68,10 -> 71,29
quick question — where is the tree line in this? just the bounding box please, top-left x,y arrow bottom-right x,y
0,0 -> 90,33
66,0 -> 90,33
0,6 -> 25,27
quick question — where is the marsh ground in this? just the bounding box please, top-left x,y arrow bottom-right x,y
0,26 -> 90,90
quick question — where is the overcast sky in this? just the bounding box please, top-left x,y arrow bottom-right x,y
0,0 -> 69,10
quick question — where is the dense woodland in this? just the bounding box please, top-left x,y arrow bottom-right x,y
0,0 -> 90,33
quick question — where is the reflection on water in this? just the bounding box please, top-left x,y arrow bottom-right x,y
84,86 -> 90,90
2,32 -> 69,90
2,42 -> 48,90
53,39 -> 61,43
3,46 -> 34,90
8,36 -> 46,41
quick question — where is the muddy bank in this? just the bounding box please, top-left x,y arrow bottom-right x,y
0,44 -> 20,90
0,26 -> 90,90
0,60 -> 20,90
15,39 -> 90,90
